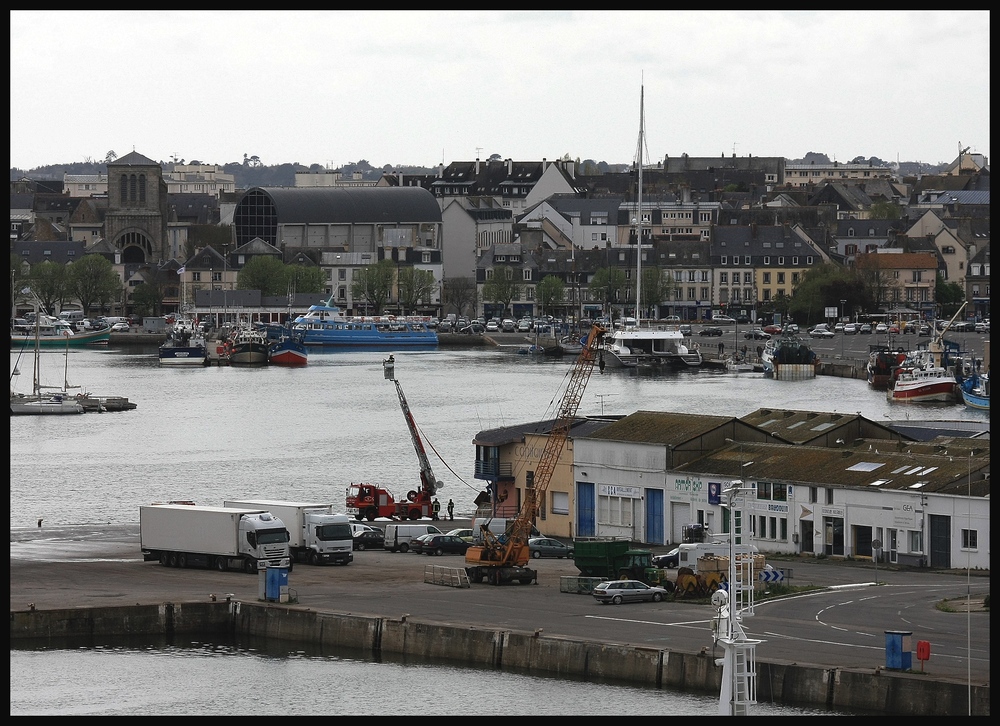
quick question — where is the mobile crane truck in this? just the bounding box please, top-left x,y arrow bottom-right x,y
464,323 -> 606,585
345,356 -> 443,521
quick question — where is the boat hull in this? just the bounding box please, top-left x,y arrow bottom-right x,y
158,345 -> 208,366
269,340 -> 308,366
10,329 -> 111,348
298,326 -> 438,347
10,395 -> 84,415
229,342 -> 269,366
961,389 -> 990,410
888,379 -> 956,403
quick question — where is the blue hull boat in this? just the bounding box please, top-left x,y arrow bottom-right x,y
290,298 -> 438,347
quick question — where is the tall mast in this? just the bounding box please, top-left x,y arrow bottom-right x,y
634,85 -> 645,322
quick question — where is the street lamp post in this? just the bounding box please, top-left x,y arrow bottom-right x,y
840,299 -> 846,359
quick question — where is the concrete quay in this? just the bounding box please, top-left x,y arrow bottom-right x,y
10,523 -> 989,716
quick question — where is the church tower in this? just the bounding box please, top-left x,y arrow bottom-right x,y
105,151 -> 168,263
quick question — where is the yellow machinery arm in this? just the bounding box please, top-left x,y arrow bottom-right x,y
467,324 -> 606,574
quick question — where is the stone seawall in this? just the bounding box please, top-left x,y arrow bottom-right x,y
10,602 -> 989,716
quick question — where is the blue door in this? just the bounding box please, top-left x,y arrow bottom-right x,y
645,488 -> 664,545
576,481 -> 595,537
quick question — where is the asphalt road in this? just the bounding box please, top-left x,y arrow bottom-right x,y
10,522 -> 989,684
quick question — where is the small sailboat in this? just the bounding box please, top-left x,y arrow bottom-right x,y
10,303 -> 85,415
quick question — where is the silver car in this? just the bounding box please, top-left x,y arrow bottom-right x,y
527,537 -> 574,559
592,579 -> 669,605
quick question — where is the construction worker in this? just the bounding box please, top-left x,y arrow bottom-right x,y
432,498 -> 441,520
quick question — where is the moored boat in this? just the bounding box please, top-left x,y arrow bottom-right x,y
958,372 -> 989,411
228,325 -> 270,366
158,318 -> 208,366
291,296 -> 438,347
268,331 -> 308,366
10,316 -> 111,348
761,333 -> 819,380
601,323 -> 703,369
887,355 -> 957,403
867,345 -> 908,390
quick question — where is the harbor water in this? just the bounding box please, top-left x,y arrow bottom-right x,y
10,343 -> 983,715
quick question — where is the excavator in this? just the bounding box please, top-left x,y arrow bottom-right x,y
464,323 -> 606,585
345,357 -> 442,521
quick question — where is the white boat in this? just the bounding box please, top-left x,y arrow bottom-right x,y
10,302 -> 86,415
887,353 -> 957,403
599,85 -> 702,372
602,324 -> 702,369
724,353 -> 755,373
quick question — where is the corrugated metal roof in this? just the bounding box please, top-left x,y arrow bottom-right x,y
678,440 -> 990,497
584,411 -> 733,446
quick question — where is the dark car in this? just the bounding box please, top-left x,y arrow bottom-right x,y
353,530 -> 384,551
651,547 -> 679,568
744,328 -> 771,340
678,324 -> 693,336
698,326 -> 723,337
527,537 -> 574,559
420,534 -> 470,556
408,533 -> 437,555
735,315 -> 751,325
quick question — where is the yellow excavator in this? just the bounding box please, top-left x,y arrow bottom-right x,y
464,323 -> 606,585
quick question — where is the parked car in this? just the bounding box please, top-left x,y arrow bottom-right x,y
662,315 -> 681,323
974,321 -> 989,333
592,580 -> 669,605
678,324 -> 693,336
698,326 -> 723,337
744,328 -> 771,340
918,324 -> 932,335
887,325 -> 900,334
713,315 -> 736,325
843,323 -> 858,335
438,321 -> 453,333
444,528 -> 474,543
762,324 -> 783,335
419,534 -> 471,556
785,323 -> 799,334
110,321 -> 130,332
527,537 -> 574,559
834,322 -> 845,332
459,323 -> 485,335
500,319 -> 516,332
651,547 -> 680,569
353,530 -> 384,551
875,323 -> 889,334
859,323 -> 873,334
517,319 -> 532,333
735,315 -> 751,325
809,327 -> 835,339
408,533 -> 437,555
485,320 -> 500,332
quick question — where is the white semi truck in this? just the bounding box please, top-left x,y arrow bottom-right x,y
224,499 -> 354,566
139,503 -> 291,574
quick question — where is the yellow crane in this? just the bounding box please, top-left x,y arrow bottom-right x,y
464,324 -> 606,585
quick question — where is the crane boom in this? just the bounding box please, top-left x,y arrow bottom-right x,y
391,375 -> 441,498
465,323 -> 606,584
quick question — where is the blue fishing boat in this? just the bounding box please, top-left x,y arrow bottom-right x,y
958,372 -> 989,411
158,318 -> 208,366
290,296 -> 438,347
268,327 -> 308,366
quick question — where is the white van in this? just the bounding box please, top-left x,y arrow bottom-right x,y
59,310 -> 86,323
383,523 -> 442,553
471,517 -> 540,545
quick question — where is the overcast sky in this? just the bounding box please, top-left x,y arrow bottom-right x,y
10,10 -> 990,171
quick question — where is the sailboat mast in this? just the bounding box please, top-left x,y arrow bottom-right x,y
634,85 -> 645,322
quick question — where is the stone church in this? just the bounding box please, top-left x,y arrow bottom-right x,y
104,151 -> 168,263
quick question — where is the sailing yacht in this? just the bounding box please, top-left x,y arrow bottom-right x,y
10,306 -> 85,415
601,85 -> 702,370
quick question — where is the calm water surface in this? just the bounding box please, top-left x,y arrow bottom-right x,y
10,343 -> 986,529
10,636 -> 856,716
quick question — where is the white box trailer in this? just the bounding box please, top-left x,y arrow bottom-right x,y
224,499 -> 353,566
140,504 -> 291,573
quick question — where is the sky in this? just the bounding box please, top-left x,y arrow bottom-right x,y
10,10 -> 990,171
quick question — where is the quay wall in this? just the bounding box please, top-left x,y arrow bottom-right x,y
11,602 -> 988,716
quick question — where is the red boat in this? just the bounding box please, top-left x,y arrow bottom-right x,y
268,335 -> 308,366
887,356 -> 956,403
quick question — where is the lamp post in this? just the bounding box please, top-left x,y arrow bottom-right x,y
840,299 -> 846,359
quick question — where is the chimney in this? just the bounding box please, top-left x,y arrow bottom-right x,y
475,157 -> 480,175
507,158 -> 512,174
542,157 -> 547,172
